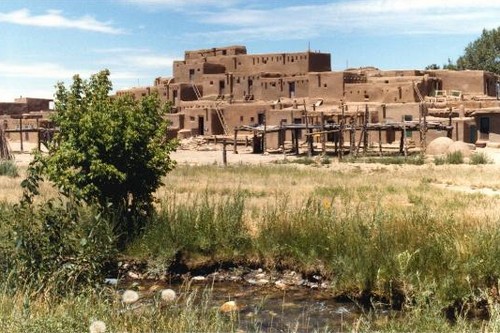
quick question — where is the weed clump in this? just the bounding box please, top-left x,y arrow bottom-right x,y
0,160 -> 18,177
469,152 -> 492,165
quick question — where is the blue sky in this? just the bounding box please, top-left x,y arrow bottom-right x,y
0,0 -> 499,101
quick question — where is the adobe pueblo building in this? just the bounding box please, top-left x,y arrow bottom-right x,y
117,45 -> 499,154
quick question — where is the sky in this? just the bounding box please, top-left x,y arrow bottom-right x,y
0,0 -> 499,101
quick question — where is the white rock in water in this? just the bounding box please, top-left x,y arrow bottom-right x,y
89,320 -> 106,333
191,276 -> 206,281
220,300 -> 239,313
122,290 -> 139,304
160,289 -> 176,302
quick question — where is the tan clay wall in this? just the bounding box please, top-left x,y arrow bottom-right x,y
431,70 -> 488,95
308,72 -> 344,101
0,102 -> 26,115
344,82 -> 416,103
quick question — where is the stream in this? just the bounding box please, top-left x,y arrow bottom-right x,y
118,277 -> 362,332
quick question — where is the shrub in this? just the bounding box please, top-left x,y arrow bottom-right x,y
445,151 -> 464,164
433,155 -> 446,165
469,152 -> 492,165
3,200 -> 116,295
0,160 -> 18,177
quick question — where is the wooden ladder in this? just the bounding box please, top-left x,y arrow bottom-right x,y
215,103 -> 229,135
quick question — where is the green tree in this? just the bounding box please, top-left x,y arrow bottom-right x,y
41,70 -> 177,238
455,27 -> 500,74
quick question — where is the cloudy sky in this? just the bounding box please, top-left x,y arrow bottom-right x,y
0,0 -> 499,101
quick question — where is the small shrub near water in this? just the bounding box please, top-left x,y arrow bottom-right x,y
0,160 -> 18,177
0,200 -> 116,295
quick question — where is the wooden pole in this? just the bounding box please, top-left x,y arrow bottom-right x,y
363,103 -> 369,155
304,100 -> 312,157
320,112 -> 326,154
233,129 -> 238,154
222,139 -> 227,166
263,110 -> 267,154
339,102 -> 345,161
378,128 -> 382,156
19,118 -> 23,152
399,129 -> 404,155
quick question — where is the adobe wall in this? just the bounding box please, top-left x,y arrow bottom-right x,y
0,102 -> 27,115
475,114 -> 500,143
15,98 -> 51,111
308,72 -> 344,101
430,70 -> 489,96
184,46 -> 247,60
344,81 -> 416,103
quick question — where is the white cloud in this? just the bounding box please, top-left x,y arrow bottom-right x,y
94,49 -> 175,71
121,0 -> 239,8
191,0 -> 500,41
0,62 -> 86,79
0,8 -> 124,34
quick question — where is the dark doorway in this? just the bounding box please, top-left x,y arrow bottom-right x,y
198,116 -> 205,136
248,79 -> 253,96
289,82 -> 296,98
219,80 -> 225,95
293,117 -> 302,139
479,117 -> 489,141
258,113 -> 265,125
189,69 -> 195,81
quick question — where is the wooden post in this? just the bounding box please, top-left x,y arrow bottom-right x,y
403,118 -> 408,157
222,139 -> 227,166
320,112 -> 326,154
447,107 -> 453,138
339,102 -> 344,161
19,118 -> 23,152
378,128 -> 382,156
422,104 -> 427,154
363,103 -> 369,154
399,129 -> 404,155
233,129 -> 238,154
263,110 -> 267,154
304,100 -> 312,157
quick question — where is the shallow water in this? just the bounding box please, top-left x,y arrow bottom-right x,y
123,279 -> 360,332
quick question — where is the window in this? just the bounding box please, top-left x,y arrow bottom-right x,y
240,116 -> 244,122
480,117 -> 490,134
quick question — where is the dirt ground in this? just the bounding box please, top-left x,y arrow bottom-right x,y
7,138 -> 500,167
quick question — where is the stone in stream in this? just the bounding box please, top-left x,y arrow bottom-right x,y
220,300 -> 239,313
191,276 -> 206,282
89,320 -> 106,333
122,290 -> 140,304
160,289 -> 177,303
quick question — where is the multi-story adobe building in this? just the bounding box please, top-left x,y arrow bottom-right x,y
117,45 -> 500,149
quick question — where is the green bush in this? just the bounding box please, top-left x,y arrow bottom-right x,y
434,151 -> 464,165
469,152 -> 492,165
0,160 -> 18,177
445,151 -> 464,164
433,155 -> 446,165
2,200 -> 116,295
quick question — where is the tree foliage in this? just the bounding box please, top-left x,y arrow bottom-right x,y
40,70 -> 177,234
454,27 -> 500,74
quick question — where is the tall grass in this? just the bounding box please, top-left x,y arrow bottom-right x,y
0,286 -> 239,333
128,191 -> 252,264
0,159 -> 18,177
